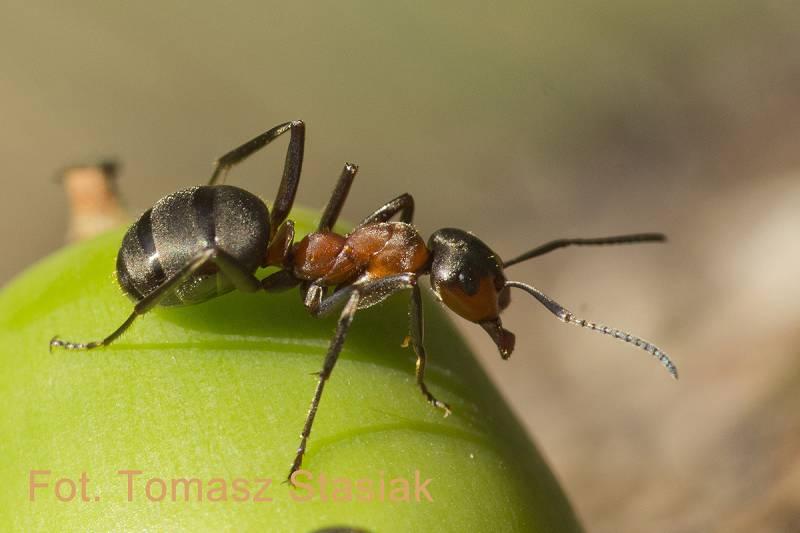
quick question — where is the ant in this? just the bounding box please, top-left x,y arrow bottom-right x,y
50,120 -> 678,482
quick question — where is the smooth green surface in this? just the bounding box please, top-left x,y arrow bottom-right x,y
0,208 -> 581,532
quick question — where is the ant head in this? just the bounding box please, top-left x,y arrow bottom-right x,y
428,228 -> 515,359
429,228 -> 679,378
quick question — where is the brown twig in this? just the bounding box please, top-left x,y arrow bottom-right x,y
59,160 -> 128,242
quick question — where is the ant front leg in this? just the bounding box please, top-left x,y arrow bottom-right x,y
208,120 -> 306,234
356,193 -> 415,228
408,284 -> 451,416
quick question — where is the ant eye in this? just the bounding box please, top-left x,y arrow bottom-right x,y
457,270 -> 479,295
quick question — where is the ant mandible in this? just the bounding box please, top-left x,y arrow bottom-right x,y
50,120 -> 678,482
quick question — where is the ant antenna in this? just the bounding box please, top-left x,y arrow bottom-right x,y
505,280 -> 678,379
503,233 -> 666,268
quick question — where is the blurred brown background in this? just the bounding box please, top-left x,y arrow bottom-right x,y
3,2 -> 800,531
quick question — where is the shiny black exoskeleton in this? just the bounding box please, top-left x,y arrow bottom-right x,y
50,120 -> 677,484
51,120 -> 307,350
116,185 -> 270,306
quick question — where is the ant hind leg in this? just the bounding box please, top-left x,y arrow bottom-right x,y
50,248 -> 262,351
50,248 -> 217,351
208,120 -> 306,235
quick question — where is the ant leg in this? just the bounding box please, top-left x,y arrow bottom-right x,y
317,163 -> 359,232
208,120 -> 305,233
289,290 -> 361,482
51,248 -> 263,350
302,274 -> 416,318
265,220 -> 295,267
288,274 -> 418,482
262,270 -> 301,293
211,249 -> 262,293
408,284 -> 451,416
50,248 -> 217,350
503,233 -> 666,268
356,193 -> 415,228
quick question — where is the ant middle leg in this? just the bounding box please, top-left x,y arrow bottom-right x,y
50,248 -> 261,351
356,193 -> 415,228
208,120 -> 306,233
289,274 -> 418,482
288,289 -> 360,483
301,274 -> 417,318
317,163 -> 359,232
